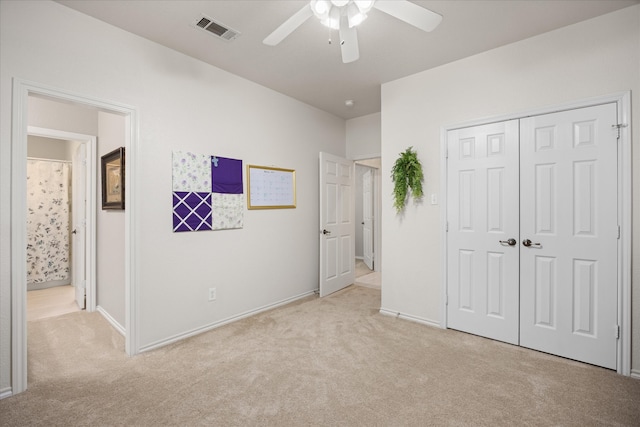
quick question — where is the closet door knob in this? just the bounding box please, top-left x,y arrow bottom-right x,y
499,238 -> 516,246
522,239 -> 542,248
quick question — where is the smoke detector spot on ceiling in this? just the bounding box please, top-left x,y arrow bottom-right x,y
193,15 -> 240,42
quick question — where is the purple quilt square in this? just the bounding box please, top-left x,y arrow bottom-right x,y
211,156 -> 243,194
173,192 -> 212,232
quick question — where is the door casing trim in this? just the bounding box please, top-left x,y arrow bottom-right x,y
440,91 -> 632,375
10,78 -> 140,396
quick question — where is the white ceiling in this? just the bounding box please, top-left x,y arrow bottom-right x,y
56,0 -> 638,120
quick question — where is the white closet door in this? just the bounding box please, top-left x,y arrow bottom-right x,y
446,120 -> 520,344
519,103 -> 618,369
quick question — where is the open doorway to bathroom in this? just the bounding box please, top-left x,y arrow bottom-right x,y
26,134 -> 85,321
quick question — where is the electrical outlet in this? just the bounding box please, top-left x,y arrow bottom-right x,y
208,287 -> 216,301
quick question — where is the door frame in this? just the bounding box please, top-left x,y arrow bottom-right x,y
11,79 -> 140,395
440,91 -> 632,376
27,126 -> 97,311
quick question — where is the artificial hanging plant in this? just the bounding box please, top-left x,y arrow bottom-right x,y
391,146 -> 424,213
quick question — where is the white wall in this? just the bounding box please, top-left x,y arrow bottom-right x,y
28,96 -> 99,136
1,0 -> 345,394
96,111 -> 126,328
27,136 -> 73,161
381,6 -> 640,370
347,112 -> 381,160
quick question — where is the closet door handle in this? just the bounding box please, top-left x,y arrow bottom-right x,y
322,229 -> 331,235
522,239 -> 542,248
499,238 -> 517,246
72,229 -> 77,235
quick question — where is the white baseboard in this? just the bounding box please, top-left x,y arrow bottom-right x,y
27,279 -> 71,290
139,290 -> 316,353
0,387 -> 12,400
379,308 -> 442,328
96,306 -> 125,336
379,311 -> 640,379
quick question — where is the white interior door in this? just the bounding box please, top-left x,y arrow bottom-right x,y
362,168 -> 374,270
72,143 -> 86,309
519,103 -> 618,369
446,120 -> 520,344
319,152 -> 355,297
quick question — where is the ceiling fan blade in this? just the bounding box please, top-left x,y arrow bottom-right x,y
263,5 -> 314,46
339,16 -> 359,63
373,0 -> 442,32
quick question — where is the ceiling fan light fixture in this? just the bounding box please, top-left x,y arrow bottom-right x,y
354,0 -> 375,13
265,0 -> 442,64
347,3 -> 367,27
314,0 -> 372,29
321,6 -> 341,30
311,0 -> 330,18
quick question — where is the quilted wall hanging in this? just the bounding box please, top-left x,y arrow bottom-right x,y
172,150 -> 243,232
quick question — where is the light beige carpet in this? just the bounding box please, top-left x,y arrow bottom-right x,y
2,285 -> 639,426
355,259 -> 373,277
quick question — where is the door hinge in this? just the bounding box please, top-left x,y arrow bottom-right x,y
615,325 -> 620,339
617,225 -> 621,239
445,221 -> 449,232
445,293 -> 448,306
611,123 -> 628,139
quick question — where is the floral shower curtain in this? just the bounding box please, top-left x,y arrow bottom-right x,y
26,159 -> 71,286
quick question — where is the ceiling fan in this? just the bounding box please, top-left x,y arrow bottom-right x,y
263,0 -> 442,63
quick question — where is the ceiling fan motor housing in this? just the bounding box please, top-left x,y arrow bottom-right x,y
311,0 -> 376,29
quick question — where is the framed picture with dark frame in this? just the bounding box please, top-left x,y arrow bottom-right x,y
101,147 -> 125,210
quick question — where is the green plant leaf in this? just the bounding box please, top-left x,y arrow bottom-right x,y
391,146 -> 424,213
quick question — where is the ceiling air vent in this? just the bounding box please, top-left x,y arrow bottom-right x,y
193,15 -> 240,42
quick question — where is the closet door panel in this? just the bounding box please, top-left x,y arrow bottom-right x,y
519,103 -> 618,370
446,120 -> 520,345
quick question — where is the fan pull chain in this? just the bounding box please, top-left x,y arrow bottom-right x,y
328,28 -> 345,46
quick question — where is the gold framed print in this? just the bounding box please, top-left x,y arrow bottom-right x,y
247,164 -> 296,209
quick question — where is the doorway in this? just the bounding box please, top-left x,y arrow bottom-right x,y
355,158 -> 381,289
319,154 -> 382,297
26,130 -> 96,319
11,79 -> 138,395
444,98 -> 630,372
